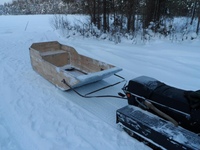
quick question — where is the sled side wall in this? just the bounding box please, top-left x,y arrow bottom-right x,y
29,41 -> 122,90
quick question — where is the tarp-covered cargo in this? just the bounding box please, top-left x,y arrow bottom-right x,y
125,76 -> 200,133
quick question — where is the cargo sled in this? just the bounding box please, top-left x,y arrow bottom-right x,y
29,41 -> 122,90
117,76 -> 200,150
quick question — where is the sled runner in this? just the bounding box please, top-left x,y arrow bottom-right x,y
29,41 -> 122,90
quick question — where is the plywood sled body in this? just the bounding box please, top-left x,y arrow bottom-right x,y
29,41 -> 122,90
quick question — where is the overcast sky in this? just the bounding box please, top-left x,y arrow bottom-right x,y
0,0 -> 12,5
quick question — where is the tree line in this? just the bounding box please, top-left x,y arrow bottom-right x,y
1,0 -> 199,39
77,0 -> 200,35
0,0 -> 80,15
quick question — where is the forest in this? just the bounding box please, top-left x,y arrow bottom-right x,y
0,0 -> 199,43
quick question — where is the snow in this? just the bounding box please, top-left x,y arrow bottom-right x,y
0,14 -> 200,150
0,0 -> 12,5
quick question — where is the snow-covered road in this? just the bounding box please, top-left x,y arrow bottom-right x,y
0,15 -> 200,150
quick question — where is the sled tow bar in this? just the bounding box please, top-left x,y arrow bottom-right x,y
62,74 -> 127,99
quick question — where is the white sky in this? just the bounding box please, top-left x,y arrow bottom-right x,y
0,0 -> 12,5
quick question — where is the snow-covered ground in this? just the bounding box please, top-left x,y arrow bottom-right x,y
0,15 -> 200,150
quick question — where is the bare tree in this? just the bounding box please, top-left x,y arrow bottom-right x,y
143,0 -> 166,29
125,0 -> 136,32
190,0 -> 198,25
103,0 -> 107,32
197,15 -> 200,35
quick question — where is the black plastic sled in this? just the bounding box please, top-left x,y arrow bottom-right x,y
117,76 -> 200,149
123,76 -> 200,133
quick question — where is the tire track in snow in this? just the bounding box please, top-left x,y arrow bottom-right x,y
0,83 -> 43,150
0,57 -> 20,150
0,42 -> 47,150
0,60 -> 38,150
0,117 -> 21,150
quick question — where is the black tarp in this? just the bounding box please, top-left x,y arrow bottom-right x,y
127,76 -> 190,113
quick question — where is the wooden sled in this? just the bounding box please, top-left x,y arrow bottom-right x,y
29,41 -> 122,90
